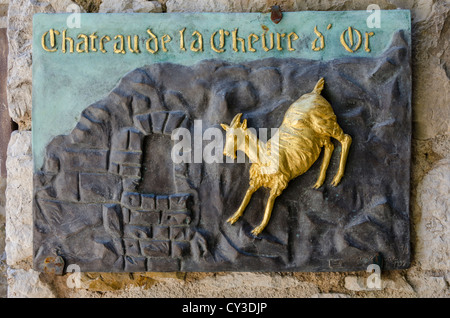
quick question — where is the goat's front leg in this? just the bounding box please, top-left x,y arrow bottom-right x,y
313,138 -> 334,189
251,191 -> 279,236
331,133 -> 352,186
227,185 -> 258,224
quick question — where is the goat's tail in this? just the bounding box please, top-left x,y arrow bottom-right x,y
313,77 -> 325,94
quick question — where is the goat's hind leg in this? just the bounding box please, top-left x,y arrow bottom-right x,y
227,185 -> 258,224
331,128 -> 352,186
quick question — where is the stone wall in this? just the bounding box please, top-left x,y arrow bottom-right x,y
2,0 -> 449,298
0,0 -> 10,299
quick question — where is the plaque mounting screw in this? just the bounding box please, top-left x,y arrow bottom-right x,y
270,5 -> 283,24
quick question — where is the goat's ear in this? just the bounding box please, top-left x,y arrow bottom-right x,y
230,113 -> 242,127
241,119 -> 247,130
220,123 -> 229,131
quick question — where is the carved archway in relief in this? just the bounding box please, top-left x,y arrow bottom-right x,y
104,110 -> 197,272
34,67 -> 207,272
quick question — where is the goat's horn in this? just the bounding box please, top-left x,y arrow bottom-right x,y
230,113 -> 243,127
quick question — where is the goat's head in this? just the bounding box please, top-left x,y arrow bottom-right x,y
220,113 -> 248,160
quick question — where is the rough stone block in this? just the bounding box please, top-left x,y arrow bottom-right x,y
7,0 -> 54,130
155,195 -> 169,211
150,111 -> 168,134
152,226 -> 169,240
99,0 -> 162,13
36,200 -> 103,238
178,116 -> 190,130
34,184 -> 56,200
69,124 -> 90,146
7,268 -> 55,298
111,238 -> 125,256
123,238 -> 141,256
146,257 -> 179,271
71,116 -> 108,148
60,149 -> 109,172
124,255 -> 146,272
171,241 -> 190,258
124,224 -> 152,239
43,155 -> 59,174
311,293 -> 350,298
140,240 -> 170,257
166,0 -> 254,12
80,173 -> 122,202
121,192 -> 141,208
109,91 -> 132,115
120,165 -> 141,178
122,177 -> 140,192
141,194 -> 155,210
53,171 -> 79,201
163,111 -> 186,135
111,130 -> 129,150
407,274 -> 448,297
344,276 -> 372,291
103,204 -> 123,238
5,131 -> 33,266
0,27 -> 12,179
110,151 -> 142,165
108,162 -> 120,174
134,114 -> 152,134
81,104 -> 110,123
169,194 -> 191,210
169,226 -> 184,241
170,226 -> 192,241
129,211 -> 159,225
128,130 -> 143,151
48,0 -> 84,13
416,159 -> 450,271
161,211 -> 191,226
131,95 -> 150,115
122,207 -> 130,223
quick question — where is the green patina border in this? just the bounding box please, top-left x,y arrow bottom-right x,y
32,11 -> 411,171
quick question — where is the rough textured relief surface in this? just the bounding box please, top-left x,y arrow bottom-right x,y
416,159 -> 449,271
6,131 -> 33,267
33,29 -> 411,272
6,0 -> 54,130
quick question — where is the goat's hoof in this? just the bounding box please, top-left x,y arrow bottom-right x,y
227,216 -> 239,224
313,181 -> 323,189
331,173 -> 343,186
251,226 -> 263,236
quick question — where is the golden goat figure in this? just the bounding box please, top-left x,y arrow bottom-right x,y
221,78 -> 352,236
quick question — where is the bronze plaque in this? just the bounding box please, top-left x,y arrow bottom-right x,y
33,12 -> 412,272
